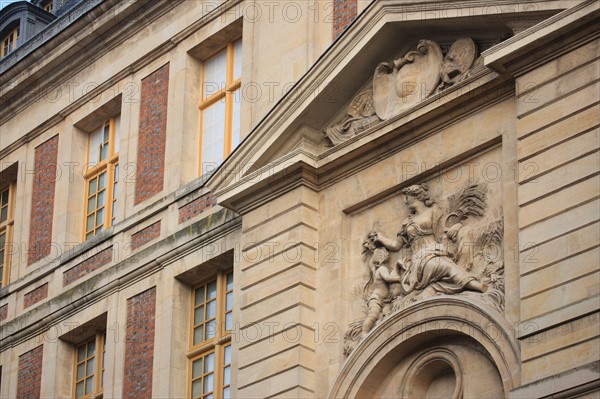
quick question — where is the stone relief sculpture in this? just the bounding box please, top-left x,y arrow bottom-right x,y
372,39 -> 443,120
344,183 -> 504,356
324,38 -> 480,146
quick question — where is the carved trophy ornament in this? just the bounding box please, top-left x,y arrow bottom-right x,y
344,184 -> 504,357
324,38 -> 480,146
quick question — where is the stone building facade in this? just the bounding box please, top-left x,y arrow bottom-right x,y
0,0 -> 598,398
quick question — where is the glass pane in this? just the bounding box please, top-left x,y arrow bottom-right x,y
114,164 -> 119,181
77,345 -> 86,362
207,281 -> 217,299
201,101 -> 226,174
226,292 -> 233,311
225,313 -> 232,332
75,381 -> 84,399
1,189 -> 8,204
89,126 -> 103,163
206,394 -> 214,399
203,49 -> 227,99
233,39 -> 242,80
103,123 -> 110,143
96,208 -> 104,227
192,359 -> 202,378
226,272 -> 233,290
191,379 -> 202,398
98,172 -> 107,190
223,365 -> 231,385
85,376 -> 94,394
87,196 -> 96,213
86,358 -> 95,376
194,306 -> 204,324
206,320 -> 216,339
88,178 -> 97,195
100,144 -> 108,161
232,89 -> 241,150
195,286 -> 205,305
86,214 -> 95,231
205,353 -> 215,372
0,232 -> 5,247
0,207 -> 6,223
97,190 -> 106,207
223,387 -> 231,399
114,115 -> 121,153
203,373 -> 214,393
97,225 -> 104,233
88,340 -> 96,355
76,363 -> 85,380
0,251 -> 4,265
224,345 -> 231,364
193,326 -> 203,346
206,300 -> 216,319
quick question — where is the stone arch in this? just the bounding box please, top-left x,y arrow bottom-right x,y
329,297 -> 521,398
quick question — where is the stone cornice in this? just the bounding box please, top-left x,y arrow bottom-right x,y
483,0 -> 600,76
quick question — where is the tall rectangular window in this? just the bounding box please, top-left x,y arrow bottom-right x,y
190,271 -> 233,399
0,183 -> 15,286
84,116 -> 120,239
199,39 -> 242,175
73,332 -> 105,399
1,27 -> 19,59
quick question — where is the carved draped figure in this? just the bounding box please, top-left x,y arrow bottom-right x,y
398,205 -> 476,295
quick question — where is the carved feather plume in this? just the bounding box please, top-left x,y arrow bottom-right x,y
445,184 -> 487,227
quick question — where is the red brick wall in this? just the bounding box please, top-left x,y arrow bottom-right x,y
0,304 -> 7,321
131,221 -> 161,250
63,247 -> 113,286
123,287 -> 156,399
28,135 -> 59,266
333,0 -> 358,39
179,194 -> 216,224
24,283 -> 48,309
16,345 -> 43,399
135,64 -> 170,205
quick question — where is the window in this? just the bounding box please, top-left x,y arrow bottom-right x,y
73,332 -> 106,399
189,271 -> 233,399
199,39 -> 242,175
84,117 -> 120,239
42,0 -> 53,13
1,27 -> 19,59
0,183 -> 15,286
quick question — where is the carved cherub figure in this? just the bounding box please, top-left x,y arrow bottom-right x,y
361,246 -> 402,335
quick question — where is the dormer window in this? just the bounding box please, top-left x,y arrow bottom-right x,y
42,0 -> 54,13
1,27 -> 19,59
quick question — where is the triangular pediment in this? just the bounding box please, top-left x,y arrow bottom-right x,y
206,0 -> 566,210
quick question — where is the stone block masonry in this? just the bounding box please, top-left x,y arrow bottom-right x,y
16,345 -> 43,399
28,135 -> 59,266
135,64 -> 170,205
123,287 -> 156,399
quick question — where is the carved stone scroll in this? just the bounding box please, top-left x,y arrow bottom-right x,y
373,40 -> 443,120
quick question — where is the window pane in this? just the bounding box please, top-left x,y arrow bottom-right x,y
97,190 -> 106,207
87,197 -> 96,213
204,353 -> 215,373
86,358 -> 95,376
88,178 -> 97,195
194,305 -> 204,324
88,340 -> 96,355
231,89 -> 241,150
96,208 -> 105,227
203,49 -> 227,99
193,326 -> 203,346
76,363 -> 85,380
224,365 -> 231,385
226,272 -> 233,290
0,251 -> 4,266
85,377 -> 94,394
77,345 -> 86,362
224,345 -> 231,364
195,286 -> 205,305
207,281 -> 217,299
86,214 -> 95,231
233,39 -> 242,80
201,101 -> 226,173
0,232 -> 5,248
0,207 -> 6,223
206,320 -> 216,339
98,172 -> 107,190
191,379 -> 202,398
226,292 -> 233,311
192,359 -> 202,378
203,373 -> 214,394
89,126 -> 103,163
206,300 -> 216,319
223,387 -> 231,399
76,381 -> 84,399
1,189 -> 8,205
225,313 -> 232,332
